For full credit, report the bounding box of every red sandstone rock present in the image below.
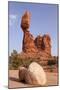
[22,31,38,53]
[21,11,31,31]
[20,11,51,58]
[42,34,51,56]
[34,35,42,51]
[34,34,51,57]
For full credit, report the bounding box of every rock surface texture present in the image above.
[19,62,47,86]
[28,62,47,85]
[21,11,51,57]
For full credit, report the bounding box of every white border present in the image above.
[0,0,60,90]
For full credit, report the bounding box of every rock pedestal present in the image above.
[22,31,38,53]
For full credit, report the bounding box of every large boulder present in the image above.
[19,62,47,86]
[21,11,31,31]
[28,62,47,86]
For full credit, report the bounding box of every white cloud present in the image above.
[9,14,17,26]
[9,15,17,19]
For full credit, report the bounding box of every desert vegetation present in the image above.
[9,50,58,72]
[9,50,33,69]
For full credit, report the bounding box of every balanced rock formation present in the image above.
[21,11,51,57]
[19,62,47,86]
[21,11,38,53]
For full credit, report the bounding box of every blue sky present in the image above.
[8,2,58,56]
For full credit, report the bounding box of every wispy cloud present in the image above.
[9,14,17,26]
[9,15,17,19]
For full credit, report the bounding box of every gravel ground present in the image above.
[8,70,58,89]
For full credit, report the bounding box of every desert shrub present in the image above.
[9,52,33,69]
[11,59,33,69]
[11,59,20,69]
[20,58,33,68]
[9,50,58,69]
[47,59,57,66]
[9,56,20,70]
[9,54,43,70]
[8,64,14,70]
[9,50,19,69]
[49,65,54,72]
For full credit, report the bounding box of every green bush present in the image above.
[9,50,58,70]
[49,65,54,72]
[47,59,57,66]
[9,55,33,69]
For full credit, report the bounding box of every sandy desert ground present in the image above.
[8,70,58,89]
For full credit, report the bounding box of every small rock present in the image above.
[19,66,28,81]
[19,66,37,84]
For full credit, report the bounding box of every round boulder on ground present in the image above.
[28,62,47,86]
[18,62,47,86]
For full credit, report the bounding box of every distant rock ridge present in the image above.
[20,11,51,58]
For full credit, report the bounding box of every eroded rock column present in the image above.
[21,11,38,53]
